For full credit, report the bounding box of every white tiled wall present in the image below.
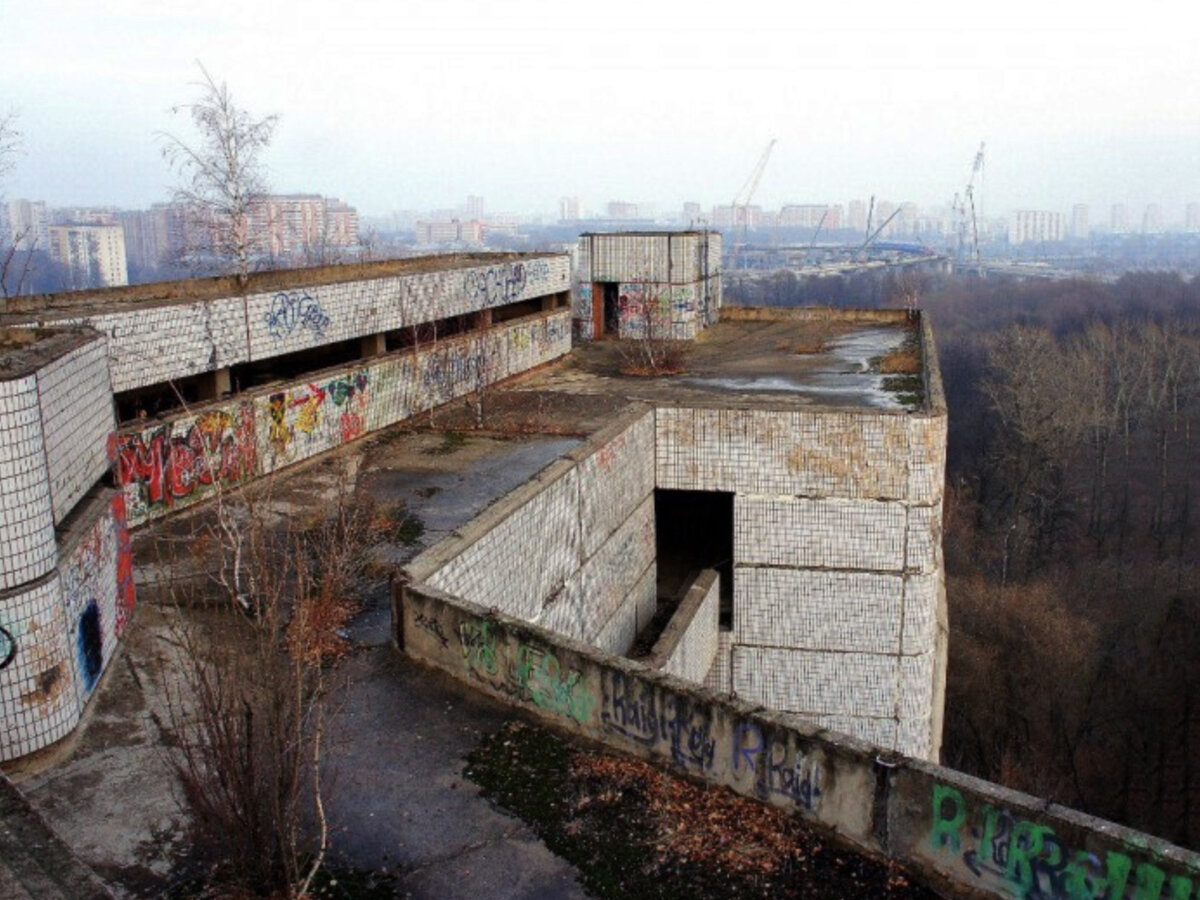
[656,404,945,760]
[0,374,57,591]
[426,410,658,656]
[0,574,78,759]
[37,336,116,523]
[660,573,720,685]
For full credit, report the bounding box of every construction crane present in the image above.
[859,207,902,254]
[953,142,985,268]
[730,139,777,254]
[809,208,829,249]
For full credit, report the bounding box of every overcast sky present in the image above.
[2,0,1197,220]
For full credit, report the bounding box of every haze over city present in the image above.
[2,0,1197,219]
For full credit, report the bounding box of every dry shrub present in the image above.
[617,339,691,376]
[159,481,375,897]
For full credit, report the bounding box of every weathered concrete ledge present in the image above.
[393,580,1200,900]
[644,568,719,682]
[404,402,654,585]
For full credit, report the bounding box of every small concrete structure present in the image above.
[574,231,721,340]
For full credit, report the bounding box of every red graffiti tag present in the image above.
[115,403,258,509]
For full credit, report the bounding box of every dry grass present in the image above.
[878,346,922,374]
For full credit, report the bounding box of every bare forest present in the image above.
[731,269,1200,850]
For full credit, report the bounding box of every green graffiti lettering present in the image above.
[1167,875,1194,900]
[1105,852,1133,899]
[1005,821,1050,896]
[1131,863,1166,900]
[930,784,967,854]
[459,619,498,677]
[1062,851,1107,900]
[512,643,596,725]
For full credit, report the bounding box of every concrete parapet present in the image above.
[394,581,1200,900]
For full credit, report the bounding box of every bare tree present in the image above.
[615,282,691,376]
[160,63,278,284]
[0,111,36,299]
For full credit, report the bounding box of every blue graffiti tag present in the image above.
[265,291,332,340]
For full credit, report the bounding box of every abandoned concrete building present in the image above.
[2,234,1198,898]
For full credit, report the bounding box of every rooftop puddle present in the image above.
[682,326,915,410]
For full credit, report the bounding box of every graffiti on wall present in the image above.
[114,313,569,526]
[930,783,1196,900]
[731,721,823,811]
[265,290,332,341]
[76,601,103,694]
[465,262,529,307]
[0,624,14,670]
[458,618,597,724]
[616,284,696,339]
[265,371,370,462]
[115,402,258,520]
[601,669,716,770]
[111,494,135,635]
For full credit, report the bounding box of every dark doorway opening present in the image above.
[654,488,734,626]
[602,282,620,336]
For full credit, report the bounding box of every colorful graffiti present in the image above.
[111,494,135,636]
[264,290,331,341]
[76,601,103,694]
[458,618,596,725]
[930,783,1196,900]
[265,370,370,462]
[114,402,257,518]
[113,313,568,526]
[512,643,596,724]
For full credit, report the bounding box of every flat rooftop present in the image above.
[0,251,564,320]
[424,309,932,439]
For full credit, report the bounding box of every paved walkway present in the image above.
[8,432,589,898]
[0,773,114,899]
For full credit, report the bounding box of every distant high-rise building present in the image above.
[52,206,117,226]
[875,201,898,236]
[1071,204,1089,239]
[1185,202,1200,232]
[3,199,50,251]
[465,195,485,219]
[117,205,176,273]
[847,200,867,234]
[559,196,580,221]
[1142,203,1163,234]
[778,204,831,228]
[1111,203,1130,233]
[48,223,128,288]
[246,194,360,259]
[680,202,702,225]
[413,219,488,245]
[1011,210,1066,245]
[606,201,639,220]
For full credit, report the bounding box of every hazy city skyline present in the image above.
[3,1,1197,219]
